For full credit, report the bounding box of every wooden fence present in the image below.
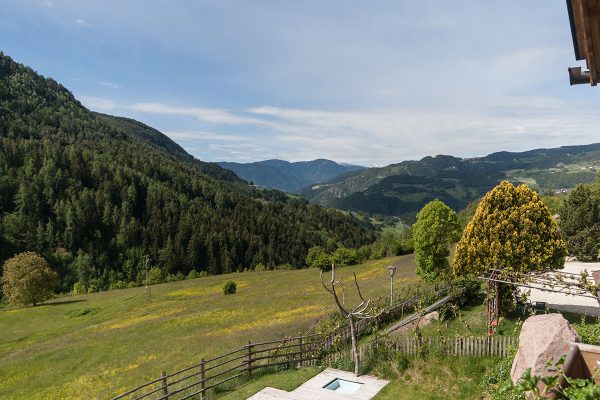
[323,335,516,365]
[112,333,516,400]
[111,334,325,400]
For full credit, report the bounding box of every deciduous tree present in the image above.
[1,252,58,306]
[413,199,460,283]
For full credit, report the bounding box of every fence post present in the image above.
[160,371,169,400]
[199,358,205,400]
[297,337,303,368]
[245,341,253,376]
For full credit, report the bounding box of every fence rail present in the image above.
[113,333,516,400]
[111,334,326,400]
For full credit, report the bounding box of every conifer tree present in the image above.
[453,180,566,277]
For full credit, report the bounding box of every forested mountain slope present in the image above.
[218,158,365,193]
[303,146,600,221]
[0,52,374,292]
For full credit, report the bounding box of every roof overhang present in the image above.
[567,0,600,86]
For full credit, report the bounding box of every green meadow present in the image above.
[0,255,416,399]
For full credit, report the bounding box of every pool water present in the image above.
[323,378,363,394]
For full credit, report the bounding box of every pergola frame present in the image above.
[479,268,600,335]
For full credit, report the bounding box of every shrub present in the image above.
[275,263,294,270]
[165,272,185,283]
[146,267,164,285]
[198,271,209,278]
[450,278,483,307]
[223,281,237,295]
[86,284,98,294]
[72,282,87,294]
[396,355,410,373]
[187,270,201,279]
[109,280,128,290]
[254,263,268,271]
[331,246,359,267]
[305,246,332,270]
[576,323,600,345]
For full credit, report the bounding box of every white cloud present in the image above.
[75,18,91,27]
[130,102,268,126]
[72,94,600,165]
[77,96,116,111]
[101,81,122,89]
[164,131,250,142]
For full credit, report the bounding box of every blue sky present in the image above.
[2,0,599,166]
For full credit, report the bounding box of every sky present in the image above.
[1,0,599,166]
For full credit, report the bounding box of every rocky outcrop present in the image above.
[511,313,581,383]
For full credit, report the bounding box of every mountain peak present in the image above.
[218,158,366,193]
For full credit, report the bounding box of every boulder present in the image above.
[419,311,439,326]
[511,313,581,383]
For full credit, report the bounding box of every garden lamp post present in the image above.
[387,265,397,307]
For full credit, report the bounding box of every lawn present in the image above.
[416,303,522,338]
[0,255,417,399]
[213,357,499,400]
[216,367,324,399]
[372,357,499,400]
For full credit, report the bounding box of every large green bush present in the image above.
[331,246,358,267]
[305,246,332,270]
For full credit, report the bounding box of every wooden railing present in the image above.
[111,334,325,400]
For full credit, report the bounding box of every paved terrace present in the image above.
[526,261,600,316]
[247,368,388,400]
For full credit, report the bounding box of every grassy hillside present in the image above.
[304,146,600,221]
[0,255,416,399]
[0,52,374,293]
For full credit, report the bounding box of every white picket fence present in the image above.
[323,335,517,365]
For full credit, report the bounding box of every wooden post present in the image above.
[297,337,303,368]
[160,371,169,400]
[592,271,600,315]
[199,358,205,400]
[245,341,253,376]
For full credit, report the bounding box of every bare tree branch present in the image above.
[353,272,366,302]
[321,265,349,316]
[320,263,384,376]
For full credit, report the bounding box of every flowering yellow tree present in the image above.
[453,180,566,277]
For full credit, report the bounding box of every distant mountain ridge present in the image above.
[302,144,600,221]
[218,158,365,193]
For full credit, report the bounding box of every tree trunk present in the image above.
[349,316,360,376]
